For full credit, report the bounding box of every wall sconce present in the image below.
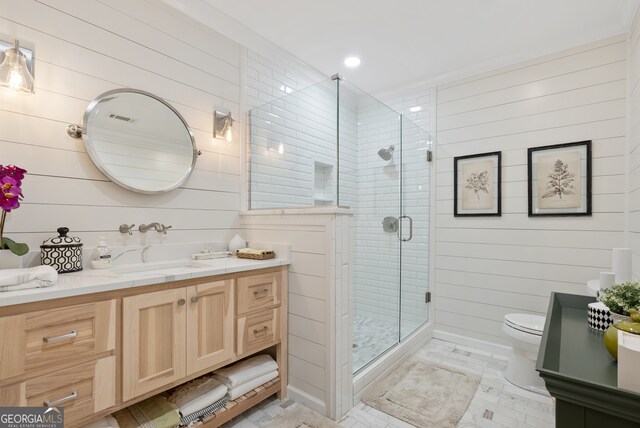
[214,111,234,142]
[0,40,35,94]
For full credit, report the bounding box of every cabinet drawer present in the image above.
[236,272,281,315]
[0,300,116,381]
[0,356,116,426]
[237,308,281,356]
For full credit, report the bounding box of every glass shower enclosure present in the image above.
[249,76,431,373]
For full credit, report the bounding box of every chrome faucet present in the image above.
[119,224,135,235]
[138,223,159,233]
[138,223,172,234]
[157,224,172,234]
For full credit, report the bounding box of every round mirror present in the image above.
[82,89,198,194]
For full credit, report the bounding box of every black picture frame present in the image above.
[527,140,592,217]
[453,151,502,217]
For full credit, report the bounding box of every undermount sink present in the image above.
[112,260,210,276]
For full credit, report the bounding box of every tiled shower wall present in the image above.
[249,81,338,208]
[248,71,358,209]
[352,98,401,327]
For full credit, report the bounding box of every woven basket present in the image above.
[236,250,275,260]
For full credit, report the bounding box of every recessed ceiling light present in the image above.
[344,56,361,68]
[409,106,422,113]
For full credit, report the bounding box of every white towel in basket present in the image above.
[213,354,278,389]
[226,370,278,400]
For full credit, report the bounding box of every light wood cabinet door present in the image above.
[122,289,187,401]
[186,280,235,374]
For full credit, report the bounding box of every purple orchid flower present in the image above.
[0,165,27,186]
[0,164,28,255]
[0,176,22,212]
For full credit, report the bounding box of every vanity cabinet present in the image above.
[0,300,117,425]
[0,265,287,427]
[122,279,234,401]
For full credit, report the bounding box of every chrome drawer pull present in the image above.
[253,326,268,335]
[44,390,78,407]
[253,289,269,298]
[43,330,77,344]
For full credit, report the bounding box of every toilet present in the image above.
[502,313,548,395]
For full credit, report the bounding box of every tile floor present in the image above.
[223,338,555,428]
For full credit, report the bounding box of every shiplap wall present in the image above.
[241,212,354,419]
[0,0,243,249]
[629,9,640,278]
[435,35,627,345]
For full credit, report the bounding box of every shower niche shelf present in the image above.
[313,161,334,205]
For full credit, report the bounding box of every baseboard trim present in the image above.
[433,329,511,356]
[286,385,326,416]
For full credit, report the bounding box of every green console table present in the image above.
[537,292,640,427]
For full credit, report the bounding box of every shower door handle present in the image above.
[398,215,413,242]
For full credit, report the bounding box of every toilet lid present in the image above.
[504,314,545,336]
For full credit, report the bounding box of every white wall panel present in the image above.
[629,7,640,279]
[0,0,243,249]
[435,35,627,345]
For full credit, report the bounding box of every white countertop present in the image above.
[0,256,289,308]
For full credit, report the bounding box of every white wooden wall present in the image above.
[241,211,354,420]
[0,0,243,249]
[435,35,627,345]
[629,9,640,279]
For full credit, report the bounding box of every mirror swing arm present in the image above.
[66,88,202,194]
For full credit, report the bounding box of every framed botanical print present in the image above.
[454,151,501,217]
[527,140,591,216]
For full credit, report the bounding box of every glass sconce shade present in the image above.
[214,111,234,142]
[0,41,34,94]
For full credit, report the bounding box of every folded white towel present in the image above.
[167,376,227,417]
[213,355,278,388]
[226,370,278,400]
[85,415,120,428]
[0,265,58,292]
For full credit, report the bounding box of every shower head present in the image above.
[378,145,395,161]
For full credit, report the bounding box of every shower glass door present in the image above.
[400,117,431,339]
[342,81,402,373]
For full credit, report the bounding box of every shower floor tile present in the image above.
[352,314,399,373]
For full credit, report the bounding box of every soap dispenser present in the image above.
[91,237,112,269]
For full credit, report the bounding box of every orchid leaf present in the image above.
[1,237,29,256]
